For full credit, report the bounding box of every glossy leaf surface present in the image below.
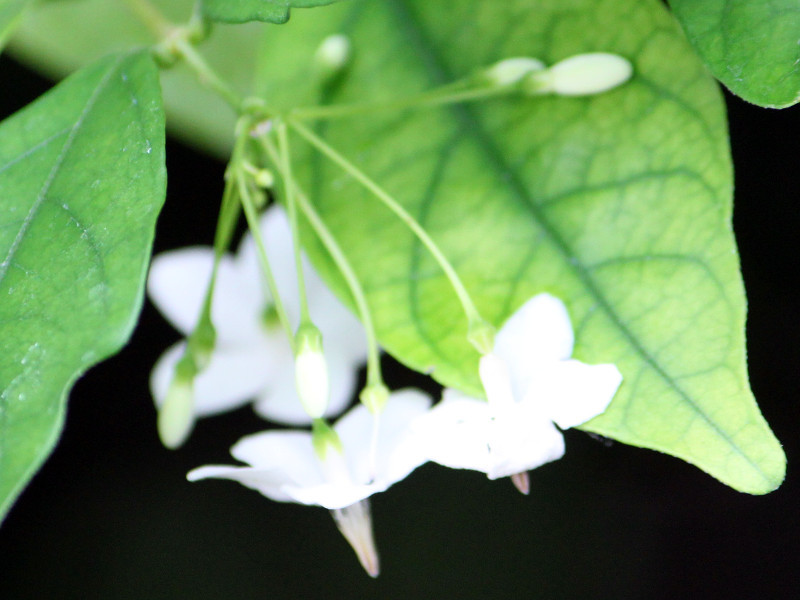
[0,51,166,520]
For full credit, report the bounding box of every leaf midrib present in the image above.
[0,54,125,483]
[0,55,124,288]
[385,0,770,484]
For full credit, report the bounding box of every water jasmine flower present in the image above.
[187,389,432,576]
[414,293,622,490]
[148,205,367,425]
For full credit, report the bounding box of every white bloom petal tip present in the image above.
[315,34,351,76]
[485,57,546,87]
[158,375,195,450]
[527,52,632,97]
[295,326,330,419]
[510,472,530,495]
[332,500,380,578]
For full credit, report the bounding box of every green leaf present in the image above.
[0,0,31,52]
[0,51,166,521]
[668,0,800,108]
[202,0,342,24]
[8,0,257,157]
[254,0,784,493]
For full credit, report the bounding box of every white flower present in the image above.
[415,293,622,481]
[187,389,432,576]
[148,205,367,424]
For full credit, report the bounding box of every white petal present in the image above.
[148,248,265,345]
[493,293,574,395]
[528,360,622,429]
[187,464,295,503]
[412,390,494,473]
[287,481,379,509]
[479,353,515,410]
[237,206,301,325]
[336,389,432,485]
[486,403,565,479]
[147,248,216,336]
[150,342,270,417]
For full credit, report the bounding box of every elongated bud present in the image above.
[158,355,196,449]
[360,383,390,414]
[315,34,351,81]
[484,57,545,87]
[525,52,632,96]
[295,324,330,419]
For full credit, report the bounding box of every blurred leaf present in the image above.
[254,0,784,493]
[8,0,257,156]
[668,0,800,108]
[202,0,342,24]
[0,51,166,521]
[0,0,31,52]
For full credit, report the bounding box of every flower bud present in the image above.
[158,364,195,450]
[525,52,632,97]
[314,34,351,80]
[484,57,545,87]
[295,324,330,419]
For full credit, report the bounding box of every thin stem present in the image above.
[288,119,484,328]
[258,134,385,388]
[236,175,296,351]
[171,36,243,112]
[290,82,512,122]
[278,123,310,324]
[123,0,171,39]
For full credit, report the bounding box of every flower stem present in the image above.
[231,130,296,349]
[123,0,171,38]
[287,119,490,343]
[171,36,244,112]
[257,133,385,389]
[290,80,512,122]
[277,122,311,325]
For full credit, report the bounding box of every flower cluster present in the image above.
[149,205,623,576]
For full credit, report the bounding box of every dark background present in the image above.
[0,52,798,599]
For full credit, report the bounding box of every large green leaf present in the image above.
[0,51,166,521]
[252,0,784,493]
[8,0,258,157]
[668,0,800,108]
[0,0,31,52]
[202,0,342,24]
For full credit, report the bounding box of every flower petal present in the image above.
[336,389,432,485]
[150,342,269,417]
[187,464,296,503]
[148,248,264,345]
[147,248,215,337]
[528,360,623,430]
[237,206,301,327]
[493,293,574,395]
[413,390,494,473]
[486,401,565,479]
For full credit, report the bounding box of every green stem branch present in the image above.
[258,134,385,388]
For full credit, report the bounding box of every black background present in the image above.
[1,51,798,599]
